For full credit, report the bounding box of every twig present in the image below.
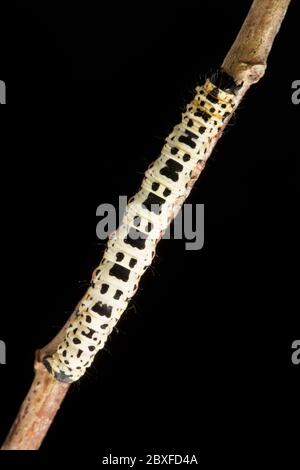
[1,0,291,451]
[222,0,291,86]
[1,361,69,450]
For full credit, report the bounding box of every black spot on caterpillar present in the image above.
[91,302,113,317]
[142,192,165,214]
[124,228,147,249]
[109,263,130,282]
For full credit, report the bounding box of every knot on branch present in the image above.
[237,61,266,85]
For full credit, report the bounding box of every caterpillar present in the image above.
[43,72,239,383]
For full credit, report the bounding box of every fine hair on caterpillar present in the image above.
[43,70,238,383]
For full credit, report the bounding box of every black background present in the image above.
[0,0,299,467]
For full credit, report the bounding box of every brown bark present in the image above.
[1,0,291,451]
[1,360,69,450]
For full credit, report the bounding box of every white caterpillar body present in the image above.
[44,76,237,382]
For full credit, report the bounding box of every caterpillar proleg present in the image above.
[43,72,239,383]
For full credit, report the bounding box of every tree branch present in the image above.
[1,0,291,451]
[222,0,291,87]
